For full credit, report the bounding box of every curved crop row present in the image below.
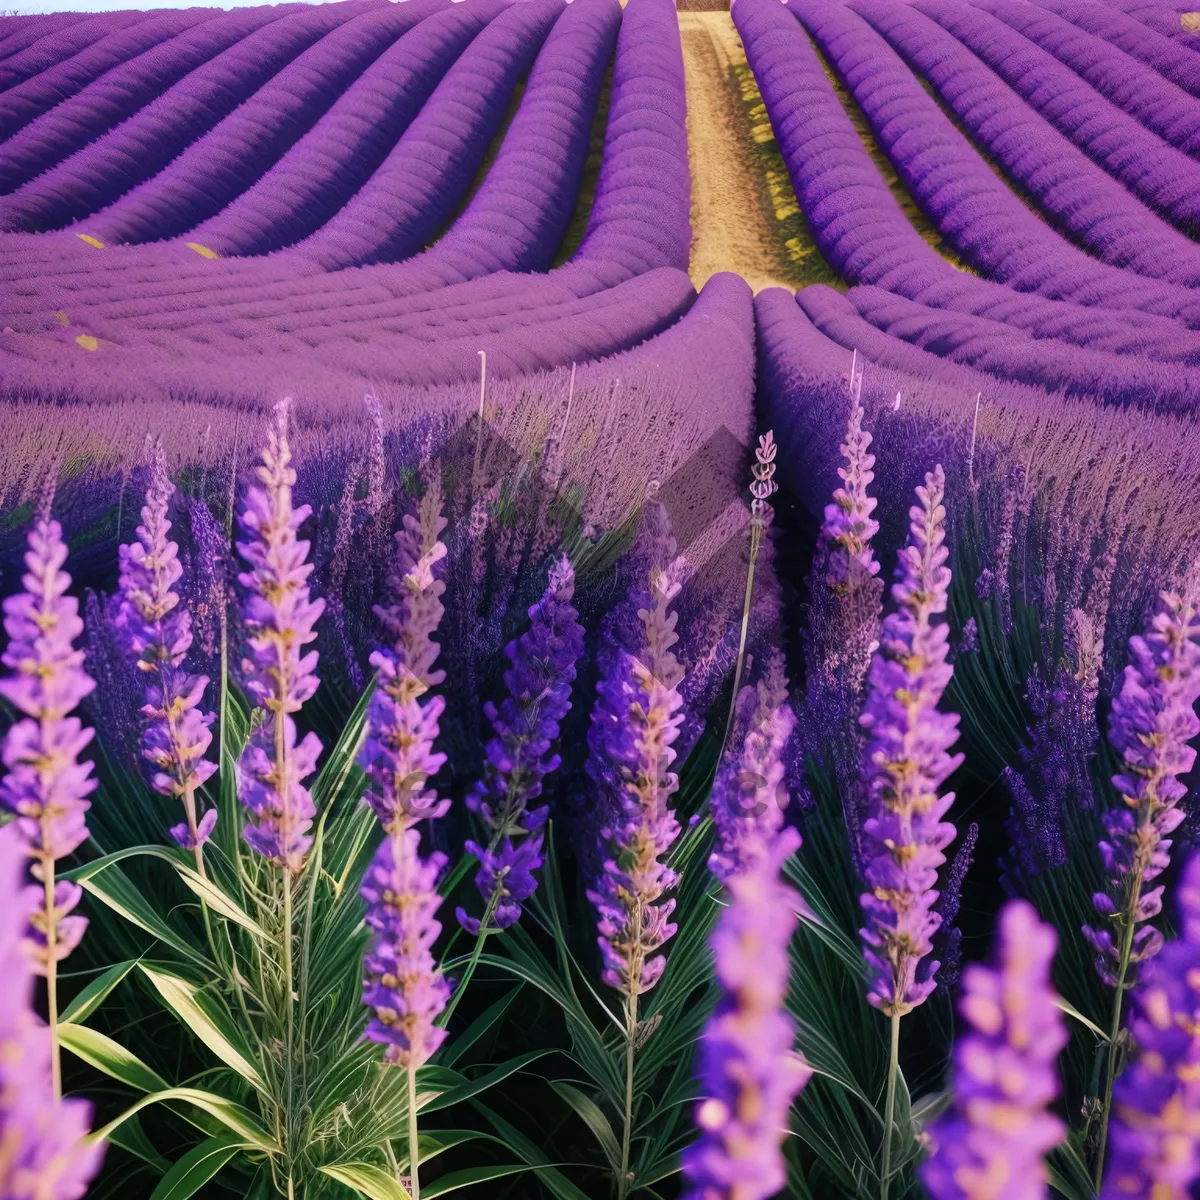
[1108,0,1200,45]
[0,6,295,194]
[572,0,690,274]
[914,0,1200,231]
[0,9,218,135]
[73,0,453,247]
[0,4,365,233]
[974,0,1200,155]
[294,0,571,271]
[845,283,1200,415]
[183,1,507,258]
[0,10,148,85]
[1031,0,1200,96]
[733,0,1200,356]
[851,0,1200,285]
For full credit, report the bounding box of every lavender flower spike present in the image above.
[860,465,962,1017]
[116,442,217,859]
[0,512,96,973]
[458,556,584,934]
[1102,850,1200,1199]
[587,554,687,1001]
[682,827,811,1200]
[825,399,881,593]
[235,399,325,872]
[360,829,451,1070]
[710,650,795,882]
[0,827,104,1199]
[921,900,1067,1200]
[1084,581,1200,988]
[360,478,449,837]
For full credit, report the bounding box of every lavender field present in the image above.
[3,0,1200,1196]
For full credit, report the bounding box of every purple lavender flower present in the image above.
[115,443,217,858]
[710,650,795,882]
[234,399,325,872]
[1083,581,1200,988]
[824,399,881,594]
[959,617,977,654]
[360,479,449,836]
[1101,850,1200,1199]
[933,822,978,990]
[458,556,584,933]
[682,826,811,1200]
[0,827,104,1199]
[859,466,962,1017]
[0,513,96,973]
[587,552,686,1001]
[360,829,451,1070]
[921,900,1067,1199]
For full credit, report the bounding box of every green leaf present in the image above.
[149,1133,252,1200]
[419,1050,552,1115]
[470,1102,592,1200]
[69,854,208,968]
[107,1116,171,1174]
[139,964,266,1093]
[438,986,522,1069]
[58,1023,168,1094]
[317,1163,411,1200]
[549,1081,622,1172]
[89,1087,277,1152]
[423,1165,542,1197]
[60,959,139,1025]
[1053,996,1109,1042]
[909,1090,952,1132]
[172,863,266,939]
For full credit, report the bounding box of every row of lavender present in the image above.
[735,0,1200,416]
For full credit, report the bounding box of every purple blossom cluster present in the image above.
[1102,851,1200,1198]
[360,478,450,837]
[1084,581,1200,987]
[459,556,584,934]
[681,826,810,1200]
[921,900,1067,1199]
[0,826,104,1199]
[359,827,451,1071]
[859,466,962,1017]
[587,547,686,1001]
[234,399,325,873]
[0,510,96,971]
[115,443,217,857]
[710,651,795,882]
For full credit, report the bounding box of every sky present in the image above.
[4,0,328,15]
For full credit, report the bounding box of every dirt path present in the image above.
[679,12,822,294]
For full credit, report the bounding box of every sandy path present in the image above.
[679,12,809,294]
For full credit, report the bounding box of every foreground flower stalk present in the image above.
[0,825,104,1198]
[0,509,97,1102]
[858,466,961,1199]
[1084,580,1200,1186]
[234,398,325,1193]
[920,900,1067,1200]
[1101,849,1200,1199]
[116,443,217,874]
[587,547,686,1200]
[681,826,811,1200]
[447,556,584,1021]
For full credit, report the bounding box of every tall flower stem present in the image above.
[42,853,61,1101]
[619,989,639,1200]
[439,888,500,1030]
[880,1012,901,1200]
[408,1064,421,1200]
[1094,877,1142,1190]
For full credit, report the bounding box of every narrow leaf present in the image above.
[107,1116,170,1174]
[89,1087,277,1152]
[550,1081,622,1172]
[139,965,266,1093]
[317,1163,411,1200]
[438,987,523,1069]
[424,1164,542,1197]
[60,960,139,1025]
[1053,996,1109,1042]
[172,864,266,938]
[419,1050,551,1115]
[58,1023,168,1094]
[149,1133,252,1200]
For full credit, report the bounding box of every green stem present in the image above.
[408,1064,421,1200]
[618,992,638,1200]
[880,1011,901,1200]
[1093,873,1142,1190]
[43,851,61,1101]
[438,889,500,1031]
[717,519,763,769]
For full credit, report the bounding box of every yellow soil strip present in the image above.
[680,12,837,293]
